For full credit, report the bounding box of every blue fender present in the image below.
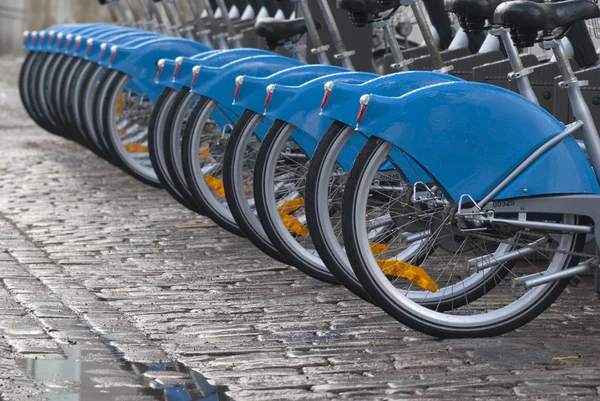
[232,65,348,115]
[86,31,157,63]
[71,27,148,58]
[265,72,376,136]
[189,55,302,132]
[60,26,127,56]
[109,37,210,78]
[191,55,302,106]
[168,49,272,90]
[107,38,211,103]
[154,52,219,89]
[25,24,92,51]
[259,72,375,159]
[321,71,462,128]
[358,81,600,203]
[50,25,120,54]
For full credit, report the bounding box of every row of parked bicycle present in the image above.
[18,0,600,338]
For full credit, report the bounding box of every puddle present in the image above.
[17,326,229,401]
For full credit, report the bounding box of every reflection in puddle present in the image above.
[17,331,229,401]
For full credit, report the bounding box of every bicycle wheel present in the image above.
[63,59,106,159]
[52,56,85,143]
[162,88,205,211]
[96,70,162,187]
[181,97,244,237]
[19,52,52,132]
[30,53,61,135]
[253,120,338,284]
[75,63,114,161]
[222,110,290,264]
[304,121,373,302]
[343,136,586,338]
[42,53,70,136]
[148,87,199,211]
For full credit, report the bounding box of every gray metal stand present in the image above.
[306,0,372,71]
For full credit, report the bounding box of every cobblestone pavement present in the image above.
[1,56,600,400]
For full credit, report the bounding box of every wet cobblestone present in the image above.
[1,56,600,400]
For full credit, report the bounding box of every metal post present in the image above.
[125,0,143,28]
[410,1,445,71]
[159,1,183,36]
[105,2,121,24]
[550,40,600,186]
[376,19,411,71]
[148,1,169,34]
[492,29,538,105]
[136,0,155,31]
[215,0,244,47]
[297,0,330,65]
[315,0,354,70]
[186,0,214,47]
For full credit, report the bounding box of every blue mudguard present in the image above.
[357,81,600,203]
[259,72,375,160]
[233,65,348,115]
[191,55,303,106]
[106,38,212,103]
[109,37,211,80]
[166,49,272,90]
[61,27,146,57]
[190,55,303,132]
[228,65,348,141]
[71,28,155,59]
[321,71,462,128]
[48,25,132,54]
[86,31,158,63]
[264,72,376,145]
[25,24,94,51]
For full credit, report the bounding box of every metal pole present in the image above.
[377,20,411,71]
[493,29,538,105]
[186,0,214,46]
[203,0,229,49]
[136,0,155,31]
[148,1,169,34]
[410,1,445,71]
[297,0,330,65]
[315,0,354,70]
[550,40,600,185]
[125,0,143,28]
[215,0,244,47]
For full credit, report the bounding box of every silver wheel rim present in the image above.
[186,99,236,224]
[259,123,328,273]
[352,140,575,327]
[106,74,159,183]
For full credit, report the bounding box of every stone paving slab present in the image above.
[1,56,600,400]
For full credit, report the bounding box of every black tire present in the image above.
[148,87,201,211]
[42,53,70,137]
[304,121,373,302]
[181,97,246,237]
[253,120,338,284]
[75,63,114,162]
[18,52,52,131]
[343,137,586,338]
[63,59,107,159]
[29,53,61,135]
[222,110,290,264]
[96,70,162,188]
[162,88,205,211]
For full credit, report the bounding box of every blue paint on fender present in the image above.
[357,81,600,202]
